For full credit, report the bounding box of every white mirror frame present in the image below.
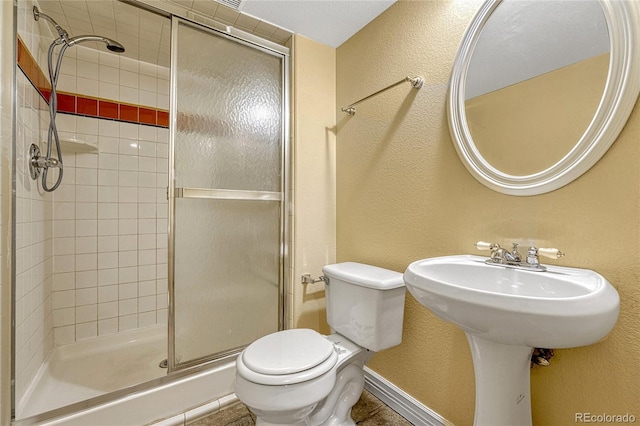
[448,0,640,196]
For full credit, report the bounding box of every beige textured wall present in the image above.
[336,1,640,425]
[291,35,335,333]
[467,53,609,175]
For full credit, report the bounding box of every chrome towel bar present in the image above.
[341,75,424,116]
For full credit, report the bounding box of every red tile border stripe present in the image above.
[17,36,169,128]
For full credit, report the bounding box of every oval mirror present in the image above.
[448,0,640,196]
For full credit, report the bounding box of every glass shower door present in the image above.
[169,18,287,370]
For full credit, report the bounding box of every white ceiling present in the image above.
[241,0,396,48]
[35,0,396,69]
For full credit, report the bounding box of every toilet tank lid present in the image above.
[322,262,404,290]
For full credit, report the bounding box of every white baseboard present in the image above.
[363,367,453,426]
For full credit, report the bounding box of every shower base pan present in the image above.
[16,325,236,425]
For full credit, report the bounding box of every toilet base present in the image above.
[311,362,366,426]
[242,336,373,426]
[251,358,368,426]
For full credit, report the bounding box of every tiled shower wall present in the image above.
[50,47,170,344]
[15,0,55,405]
[15,0,170,402]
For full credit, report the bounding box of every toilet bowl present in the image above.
[235,262,406,426]
[235,329,370,426]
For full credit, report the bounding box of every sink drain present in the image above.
[159,359,168,368]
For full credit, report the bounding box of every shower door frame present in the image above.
[9,3,291,423]
[167,16,291,372]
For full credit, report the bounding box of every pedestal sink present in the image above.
[404,255,619,426]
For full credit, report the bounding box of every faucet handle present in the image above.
[475,241,498,251]
[538,247,565,259]
[510,243,523,261]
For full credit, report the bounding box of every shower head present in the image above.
[68,35,126,53]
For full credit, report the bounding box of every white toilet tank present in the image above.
[322,262,406,352]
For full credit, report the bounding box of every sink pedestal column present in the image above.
[466,334,534,426]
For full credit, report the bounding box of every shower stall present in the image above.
[10,0,289,423]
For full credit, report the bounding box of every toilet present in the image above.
[235,262,406,426]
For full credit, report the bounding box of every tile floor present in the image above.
[187,390,413,425]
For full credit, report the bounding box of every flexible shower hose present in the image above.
[40,38,67,192]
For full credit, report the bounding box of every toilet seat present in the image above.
[237,329,339,386]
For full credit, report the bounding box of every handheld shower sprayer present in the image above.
[29,6,125,192]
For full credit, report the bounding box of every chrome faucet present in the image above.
[475,241,564,272]
[489,243,522,265]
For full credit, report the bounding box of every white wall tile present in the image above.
[139,280,156,297]
[119,266,138,284]
[76,46,99,63]
[76,287,98,306]
[138,295,156,313]
[98,235,118,252]
[119,86,139,105]
[119,139,138,156]
[53,272,75,291]
[99,120,119,138]
[75,253,97,271]
[99,136,119,154]
[76,321,98,340]
[98,318,119,336]
[99,81,119,99]
[76,270,97,288]
[76,203,98,220]
[53,290,76,309]
[138,311,156,328]
[118,155,138,171]
[55,237,75,256]
[40,46,172,346]
[98,218,118,235]
[98,252,118,270]
[138,219,155,234]
[99,64,119,85]
[98,170,119,187]
[75,169,98,186]
[76,304,97,323]
[119,171,138,187]
[120,69,138,88]
[138,204,156,219]
[76,219,97,237]
[77,116,100,136]
[53,308,75,327]
[119,251,138,268]
[120,122,139,140]
[138,90,157,108]
[98,186,119,203]
[119,314,138,332]
[99,50,119,68]
[76,236,97,254]
[54,326,75,345]
[119,299,137,316]
[98,301,119,320]
[99,153,119,170]
[77,60,99,81]
[77,77,99,97]
[98,285,118,303]
[54,255,75,274]
[98,269,119,287]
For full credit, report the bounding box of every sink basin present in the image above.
[404,255,620,426]
[404,255,619,348]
